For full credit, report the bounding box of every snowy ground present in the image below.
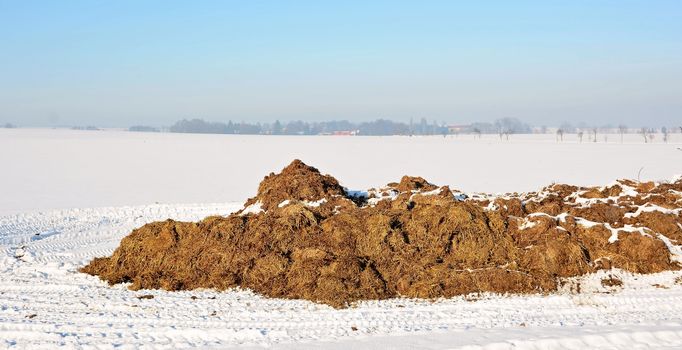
[2,204,682,349]
[2,128,682,349]
[1,128,681,215]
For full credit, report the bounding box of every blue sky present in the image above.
[1,0,680,127]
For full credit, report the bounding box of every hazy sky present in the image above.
[1,0,681,127]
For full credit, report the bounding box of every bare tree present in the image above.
[472,128,481,139]
[559,122,575,134]
[640,127,650,143]
[556,128,564,142]
[618,124,627,143]
[662,127,669,143]
[578,130,584,143]
[592,128,598,143]
[498,128,511,141]
[494,118,529,140]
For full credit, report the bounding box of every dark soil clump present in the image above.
[601,276,623,288]
[81,160,682,307]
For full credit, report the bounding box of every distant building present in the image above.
[332,130,358,136]
[447,125,469,134]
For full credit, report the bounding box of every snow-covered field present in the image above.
[2,128,682,349]
[1,128,680,215]
[3,204,682,349]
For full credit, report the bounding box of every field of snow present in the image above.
[0,204,682,349]
[1,128,680,215]
[2,128,682,349]
[2,204,682,349]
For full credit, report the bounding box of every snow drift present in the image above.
[81,160,682,307]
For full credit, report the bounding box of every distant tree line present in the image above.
[169,118,427,135]
[129,125,160,132]
[71,126,100,131]
[167,117,533,136]
[553,122,682,143]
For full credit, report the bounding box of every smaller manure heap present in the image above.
[82,160,682,307]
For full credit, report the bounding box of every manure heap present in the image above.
[82,160,682,307]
